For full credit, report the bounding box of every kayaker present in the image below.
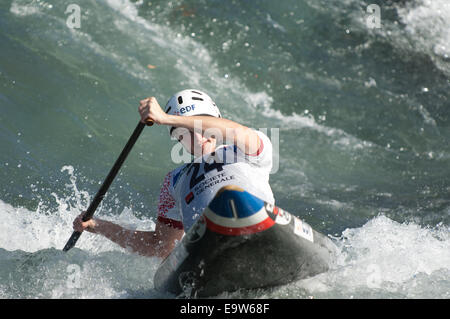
[73,89,274,258]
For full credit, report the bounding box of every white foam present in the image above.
[323,0,450,75]
[10,0,41,16]
[0,166,155,254]
[102,0,259,105]
[297,215,450,298]
[105,0,141,21]
[244,91,373,150]
[48,261,128,299]
[1,167,449,298]
[10,0,152,81]
[362,0,450,76]
[266,14,287,33]
[10,0,368,153]
[417,104,437,127]
[397,0,450,59]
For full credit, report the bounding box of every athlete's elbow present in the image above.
[136,236,175,258]
[128,243,166,258]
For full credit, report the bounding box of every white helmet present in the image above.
[164,89,221,136]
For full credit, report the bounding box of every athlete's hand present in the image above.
[73,213,96,233]
[138,97,167,125]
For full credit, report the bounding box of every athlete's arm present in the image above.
[73,214,184,258]
[138,97,261,155]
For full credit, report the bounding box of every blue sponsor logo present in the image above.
[180,104,195,114]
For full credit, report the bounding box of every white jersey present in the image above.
[157,130,274,231]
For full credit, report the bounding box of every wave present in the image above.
[297,215,450,298]
[0,165,155,254]
[1,165,449,298]
[340,0,450,76]
[222,215,450,298]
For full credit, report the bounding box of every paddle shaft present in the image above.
[63,121,149,252]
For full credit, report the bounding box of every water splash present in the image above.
[290,215,450,298]
[0,165,163,298]
[0,165,155,253]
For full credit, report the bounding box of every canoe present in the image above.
[153,185,337,297]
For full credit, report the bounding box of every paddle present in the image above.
[63,120,152,252]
